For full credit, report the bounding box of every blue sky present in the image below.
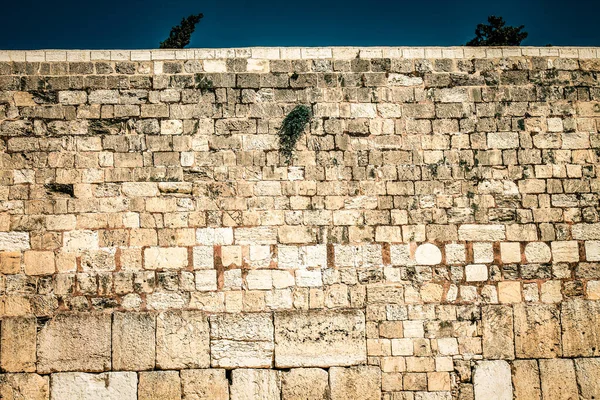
[1,0,599,49]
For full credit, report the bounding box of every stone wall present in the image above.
[0,46,600,399]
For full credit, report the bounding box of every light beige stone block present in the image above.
[539,359,579,400]
[0,317,36,372]
[575,358,600,400]
[281,368,329,400]
[561,299,600,357]
[551,241,579,262]
[156,311,210,369]
[473,360,512,400]
[274,310,366,367]
[112,312,155,370]
[481,305,514,360]
[51,372,137,400]
[230,369,280,400]
[37,313,111,373]
[0,374,49,400]
[512,360,541,400]
[181,369,229,400]
[514,304,560,358]
[138,371,181,400]
[329,366,381,400]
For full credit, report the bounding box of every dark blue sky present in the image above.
[2,0,599,49]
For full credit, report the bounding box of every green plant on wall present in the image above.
[278,105,312,164]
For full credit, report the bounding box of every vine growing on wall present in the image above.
[278,104,312,164]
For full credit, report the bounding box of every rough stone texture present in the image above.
[574,358,600,400]
[473,361,512,400]
[0,317,37,372]
[329,366,381,400]
[1,47,600,398]
[512,360,541,400]
[514,304,561,358]
[138,371,181,400]
[0,373,49,400]
[230,369,280,400]
[50,372,137,400]
[112,312,155,370]
[37,313,111,373]
[156,311,210,369]
[482,305,514,360]
[281,368,329,400]
[181,369,229,400]
[561,300,600,357]
[539,359,579,400]
[274,310,366,367]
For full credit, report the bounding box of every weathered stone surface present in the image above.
[481,305,514,359]
[473,361,512,400]
[138,371,181,400]
[274,310,366,367]
[574,358,600,400]
[0,317,37,372]
[0,373,49,400]
[50,372,137,400]
[112,312,156,370]
[514,304,561,358]
[539,359,579,400]
[329,366,381,400]
[458,225,505,241]
[230,369,280,400]
[512,360,541,400]
[0,232,30,251]
[210,313,274,368]
[156,311,210,369]
[181,369,229,400]
[561,299,600,357]
[281,368,329,400]
[37,313,111,373]
[415,243,442,265]
[524,242,551,263]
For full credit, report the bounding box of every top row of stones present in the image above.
[1,47,599,62]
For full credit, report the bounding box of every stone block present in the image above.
[181,369,229,400]
[210,313,274,368]
[481,305,514,360]
[281,368,329,400]
[329,366,381,400]
[23,251,54,275]
[524,242,551,263]
[144,247,188,269]
[512,360,541,400]
[0,232,30,251]
[0,373,49,400]
[551,241,579,262]
[465,264,488,282]
[138,371,181,400]
[274,310,366,367]
[112,312,156,370]
[156,311,210,369]
[458,225,505,241]
[230,369,280,400]
[473,360,512,400]
[498,281,521,303]
[575,358,600,400]
[561,299,600,357]
[37,313,111,373]
[514,304,560,358]
[415,243,442,265]
[539,359,579,400]
[50,372,137,400]
[0,317,36,372]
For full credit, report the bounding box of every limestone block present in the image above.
[0,232,30,251]
[193,246,214,269]
[512,360,541,400]
[230,369,280,400]
[0,251,21,274]
[0,317,36,372]
[572,223,600,240]
[50,372,137,400]
[539,359,579,400]
[195,270,217,291]
[144,247,188,269]
[514,304,560,358]
[0,374,49,400]
[498,281,521,303]
[138,371,181,400]
[473,361,512,400]
[37,313,111,373]
[23,251,54,275]
[62,230,99,253]
[329,366,381,400]
[550,241,579,262]
[575,358,600,400]
[112,312,156,371]
[281,368,329,400]
[465,264,488,282]
[196,228,234,245]
[473,242,493,263]
[210,313,274,368]
[524,242,551,263]
[561,299,600,357]
[274,310,366,367]
[156,311,210,369]
[181,369,229,400]
[415,243,442,265]
[481,305,514,360]
[234,227,277,245]
[500,242,521,263]
[458,225,505,241]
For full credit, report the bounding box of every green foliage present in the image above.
[160,14,204,49]
[466,15,528,46]
[194,74,213,93]
[278,105,312,164]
